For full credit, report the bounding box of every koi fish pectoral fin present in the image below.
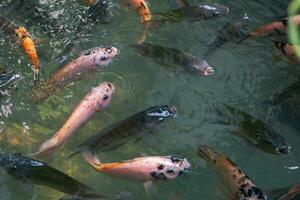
[82,149,102,167]
[143,181,157,193]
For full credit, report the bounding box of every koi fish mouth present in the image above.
[201,66,215,76]
[276,145,291,155]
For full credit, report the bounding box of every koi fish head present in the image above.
[93,82,115,111]
[197,3,229,16]
[145,105,177,123]
[259,127,290,155]
[189,59,215,76]
[151,156,191,180]
[15,26,29,39]
[82,46,118,67]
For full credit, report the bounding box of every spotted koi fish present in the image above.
[273,40,298,64]
[33,46,118,103]
[119,0,152,22]
[30,82,115,160]
[197,145,267,200]
[15,26,40,81]
[82,150,190,192]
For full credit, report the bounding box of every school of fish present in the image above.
[0,0,299,199]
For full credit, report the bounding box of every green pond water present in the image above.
[0,0,297,199]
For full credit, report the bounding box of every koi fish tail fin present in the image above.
[29,138,60,161]
[197,145,220,164]
[139,0,152,22]
[81,149,102,170]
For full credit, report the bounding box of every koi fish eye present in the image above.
[105,47,113,54]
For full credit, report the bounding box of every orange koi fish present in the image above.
[248,15,300,38]
[119,0,152,22]
[82,150,190,192]
[15,26,40,80]
[198,145,267,200]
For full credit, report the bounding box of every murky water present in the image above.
[0,0,297,199]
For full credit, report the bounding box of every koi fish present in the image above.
[30,82,115,160]
[82,151,190,192]
[119,0,152,22]
[132,42,214,76]
[33,46,118,103]
[197,145,267,200]
[15,26,40,80]
[217,105,290,155]
[0,153,107,199]
[69,105,177,156]
[153,2,229,22]
[272,40,298,64]
[204,14,250,56]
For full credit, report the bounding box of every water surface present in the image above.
[0,0,297,199]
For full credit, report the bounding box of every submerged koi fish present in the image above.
[69,105,177,155]
[197,145,267,200]
[119,0,152,22]
[132,42,214,76]
[204,14,250,56]
[217,105,290,155]
[30,82,115,160]
[82,151,190,192]
[33,46,118,103]
[272,40,298,64]
[0,153,107,199]
[15,26,40,80]
[154,2,229,22]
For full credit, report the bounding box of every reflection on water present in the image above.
[0,0,298,199]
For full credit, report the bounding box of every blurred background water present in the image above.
[0,0,297,199]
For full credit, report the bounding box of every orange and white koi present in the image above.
[119,0,152,22]
[15,26,40,80]
[82,150,190,192]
